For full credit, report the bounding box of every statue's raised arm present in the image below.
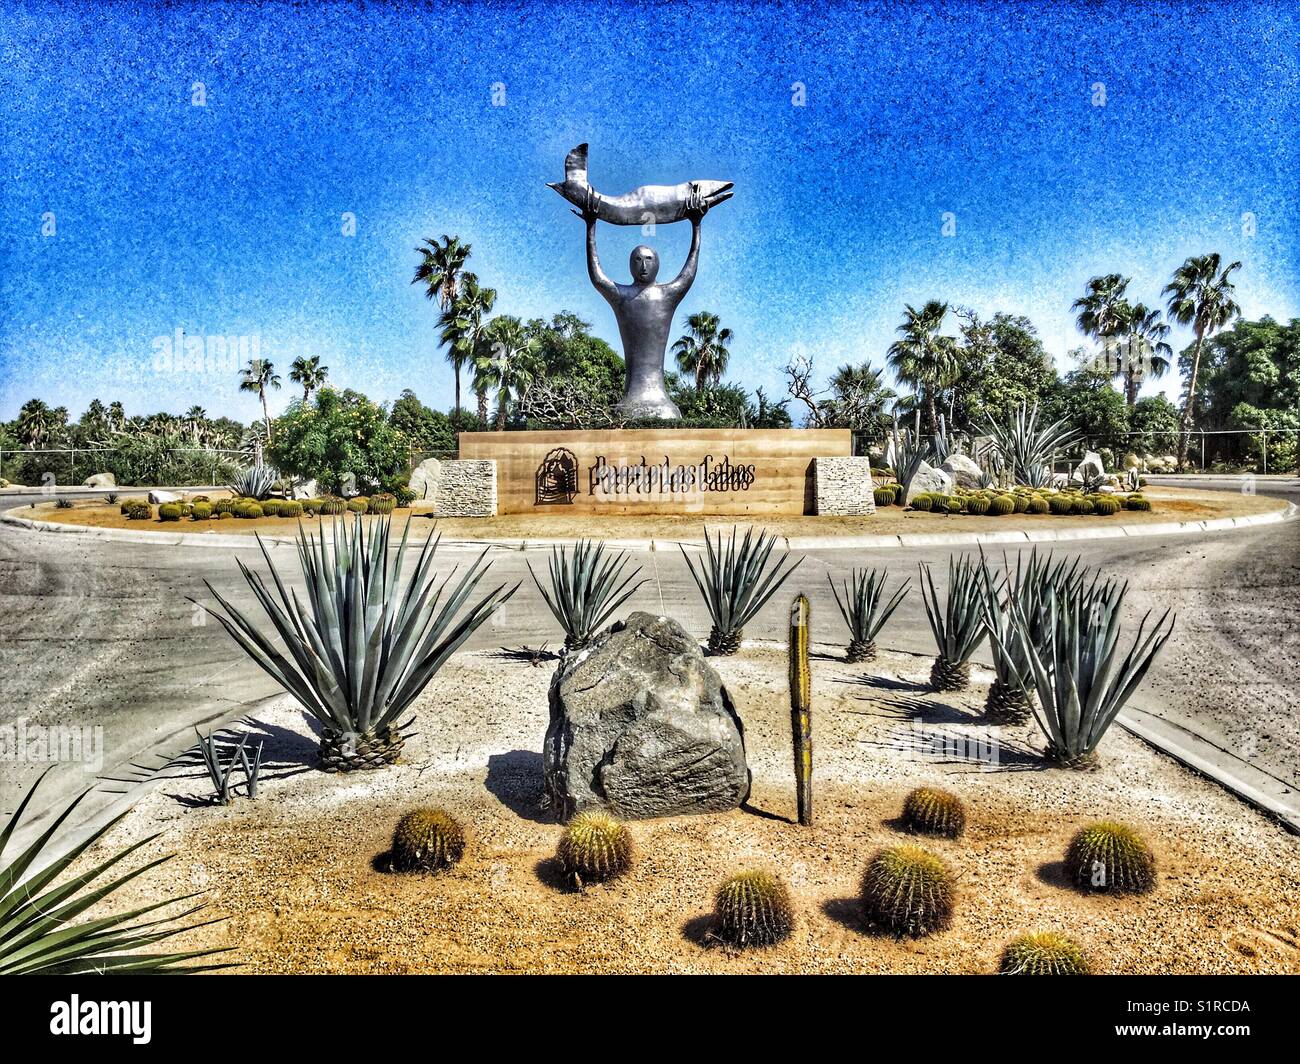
[664,188,707,299]
[579,189,618,303]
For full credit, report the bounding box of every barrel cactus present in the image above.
[158,502,182,522]
[714,870,794,948]
[390,808,466,873]
[1026,495,1049,514]
[873,486,894,506]
[369,492,397,515]
[318,495,347,515]
[280,500,303,518]
[965,495,990,515]
[260,499,281,517]
[990,494,1016,516]
[1048,494,1073,515]
[557,811,633,887]
[861,844,954,937]
[999,931,1090,975]
[900,786,966,839]
[125,500,152,520]
[1065,821,1155,894]
[910,493,933,512]
[191,502,213,520]
[1125,494,1151,511]
[1072,496,1094,515]
[1094,496,1120,516]
[347,497,369,513]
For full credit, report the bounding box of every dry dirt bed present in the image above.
[97,646,1300,974]
[19,484,1285,541]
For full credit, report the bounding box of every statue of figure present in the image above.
[550,144,733,420]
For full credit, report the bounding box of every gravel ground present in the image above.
[92,645,1300,975]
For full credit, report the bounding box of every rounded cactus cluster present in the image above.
[318,496,347,515]
[714,870,794,948]
[1065,821,1155,894]
[873,485,895,506]
[260,499,282,517]
[369,492,397,515]
[390,808,466,873]
[190,501,213,520]
[157,502,182,522]
[1094,496,1120,516]
[861,844,955,937]
[1072,496,1094,515]
[557,811,633,886]
[900,786,966,839]
[1026,495,1049,514]
[965,495,990,515]
[990,494,1016,516]
[1125,494,1151,511]
[1048,494,1074,515]
[124,500,152,520]
[910,493,933,512]
[347,496,369,513]
[214,498,238,515]
[999,931,1090,975]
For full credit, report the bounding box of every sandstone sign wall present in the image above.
[457,428,852,516]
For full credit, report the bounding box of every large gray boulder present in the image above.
[1071,450,1106,485]
[904,461,953,505]
[940,453,984,489]
[147,489,180,504]
[544,612,750,821]
[82,472,116,488]
[408,457,441,501]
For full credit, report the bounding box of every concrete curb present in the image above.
[4,500,1295,554]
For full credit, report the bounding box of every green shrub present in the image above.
[1072,497,1094,515]
[393,485,417,508]
[861,845,954,937]
[390,808,465,873]
[999,931,1090,975]
[318,496,347,516]
[1125,494,1151,511]
[368,492,397,516]
[347,497,369,513]
[910,493,933,512]
[191,502,213,520]
[1026,495,1049,514]
[965,495,990,516]
[556,811,633,887]
[714,870,794,948]
[990,494,1016,516]
[125,501,152,520]
[1065,822,1155,895]
[900,786,966,839]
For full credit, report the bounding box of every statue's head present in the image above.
[629,245,659,285]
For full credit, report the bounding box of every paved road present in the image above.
[2,476,1296,835]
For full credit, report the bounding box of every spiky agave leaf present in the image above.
[890,412,933,497]
[918,555,988,665]
[529,539,646,650]
[680,525,801,652]
[0,770,232,975]
[199,514,517,749]
[994,580,1174,764]
[829,568,910,646]
[227,464,278,500]
[983,402,1080,487]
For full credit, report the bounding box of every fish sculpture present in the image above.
[547,143,734,225]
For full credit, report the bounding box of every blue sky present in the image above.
[1,0,1297,424]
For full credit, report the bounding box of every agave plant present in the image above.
[829,568,911,663]
[993,578,1174,768]
[889,413,933,500]
[194,728,249,805]
[984,402,1080,487]
[202,515,516,772]
[681,526,801,655]
[227,464,278,500]
[919,554,988,691]
[931,413,957,464]
[0,770,230,974]
[529,539,647,651]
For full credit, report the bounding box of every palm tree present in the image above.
[288,355,328,402]
[672,312,734,392]
[439,273,497,420]
[239,358,281,444]
[886,301,959,437]
[1163,253,1242,470]
[413,235,472,411]
[183,405,208,446]
[474,316,538,430]
[1109,302,1172,407]
[1072,273,1131,343]
[107,401,126,433]
[16,399,60,448]
[828,363,897,433]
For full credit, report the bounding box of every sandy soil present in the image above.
[90,644,1300,974]
[18,485,1285,541]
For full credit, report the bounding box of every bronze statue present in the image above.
[550,144,733,420]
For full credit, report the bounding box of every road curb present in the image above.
[4,500,1294,554]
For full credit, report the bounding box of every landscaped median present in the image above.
[6,483,1292,548]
